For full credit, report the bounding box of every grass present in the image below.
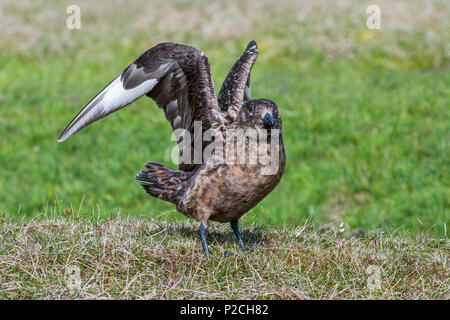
[0,215,448,299]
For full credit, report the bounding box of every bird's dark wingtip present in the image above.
[246,40,258,53]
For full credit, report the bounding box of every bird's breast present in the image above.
[178,148,285,223]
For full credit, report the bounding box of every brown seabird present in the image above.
[58,41,286,256]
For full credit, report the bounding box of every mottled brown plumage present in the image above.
[58,41,286,256]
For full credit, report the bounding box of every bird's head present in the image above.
[238,98,281,130]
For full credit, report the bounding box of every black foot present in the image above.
[230,220,248,251]
[199,222,210,257]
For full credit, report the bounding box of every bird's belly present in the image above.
[179,162,284,223]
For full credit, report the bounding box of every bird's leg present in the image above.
[230,220,248,251]
[198,221,210,257]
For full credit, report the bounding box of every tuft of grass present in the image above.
[0,216,448,299]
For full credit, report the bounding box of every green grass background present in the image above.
[0,0,448,236]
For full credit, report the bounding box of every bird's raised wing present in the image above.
[218,40,258,123]
[58,43,224,171]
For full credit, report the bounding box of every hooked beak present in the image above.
[262,113,275,127]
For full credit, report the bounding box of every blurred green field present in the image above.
[0,0,448,236]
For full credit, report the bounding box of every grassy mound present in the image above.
[1,217,447,299]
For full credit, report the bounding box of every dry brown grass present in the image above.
[0,216,448,299]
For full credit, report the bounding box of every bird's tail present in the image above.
[135,162,190,204]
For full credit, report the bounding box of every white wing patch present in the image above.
[58,75,158,142]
